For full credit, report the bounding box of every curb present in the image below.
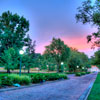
[78,73,97,100]
[0,79,66,93]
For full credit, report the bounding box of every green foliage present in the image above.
[68,48,89,72]
[31,73,46,83]
[75,73,81,76]
[0,78,2,87]
[30,73,67,83]
[59,74,68,79]
[87,73,100,100]
[44,38,70,72]
[86,72,91,74]
[1,74,31,85]
[23,35,36,73]
[76,0,100,48]
[65,72,75,74]
[0,11,30,52]
[0,11,34,72]
[1,75,13,86]
[44,73,59,80]
[91,50,100,68]
[0,48,19,73]
[81,72,86,75]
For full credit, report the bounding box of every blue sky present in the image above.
[0,0,97,57]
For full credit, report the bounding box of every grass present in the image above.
[87,73,100,100]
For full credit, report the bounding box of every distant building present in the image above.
[88,66,100,72]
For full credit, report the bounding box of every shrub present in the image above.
[65,72,74,74]
[31,73,46,83]
[75,73,81,76]
[86,72,91,74]
[0,79,2,87]
[59,74,67,79]
[2,74,31,85]
[81,72,86,75]
[1,76,13,86]
[30,73,67,83]
[44,73,59,81]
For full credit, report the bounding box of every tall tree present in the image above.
[44,38,70,72]
[76,0,100,48]
[0,11,30,53]
[68,48,89,72]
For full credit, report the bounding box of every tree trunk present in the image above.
[28,68,30,73]
[7,68,10,73]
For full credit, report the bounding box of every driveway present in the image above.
[0,73,97,100]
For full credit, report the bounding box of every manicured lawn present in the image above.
[87,73,100,100]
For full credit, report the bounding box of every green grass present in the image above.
[87,73,100,100]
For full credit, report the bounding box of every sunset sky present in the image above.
[0,0,97,57]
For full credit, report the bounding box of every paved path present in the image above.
[0,73,97,100]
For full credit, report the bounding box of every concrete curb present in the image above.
[78,73,97,100]
[0,79,66,93]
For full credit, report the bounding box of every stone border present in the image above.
[78,73,97,100]
[0,79,66,93]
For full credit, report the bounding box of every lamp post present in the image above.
[61,62,64,72]
[19,50,24,76]
[47,65,49,73]
[77,66,79,69]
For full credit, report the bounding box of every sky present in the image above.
[0,0,97,57]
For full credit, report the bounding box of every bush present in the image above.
[75,73,81,76]
[81,72,86,75]
[1,76,13,86]
[30,73,67,83]
[0,79,2,87]
[44,73,59,81]
[86,72,91,74]
[65,72,74,74]
[31,73,46,83]
[2,74,31,85]
[59,74,67,79]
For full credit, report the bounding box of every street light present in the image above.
[82,67,84,69]
[47,65,49,72]
[77,66,79,68]
[19,50,24,76]
[61,62,64,72]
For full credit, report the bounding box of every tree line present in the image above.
[0,11,91,73]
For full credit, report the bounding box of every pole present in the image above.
[19,56,22,76]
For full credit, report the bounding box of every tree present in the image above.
[0,48,19,73]
[0,11,30,53]
[23,35,36,73]
[68,48,89,72]
[91,50,100,68]
[76,0,100,48]
[68,49,83,72]
[44,38,70,72]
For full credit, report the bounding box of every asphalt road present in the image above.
[0,73,97,100]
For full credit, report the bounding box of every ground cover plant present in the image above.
[87,73,100,100]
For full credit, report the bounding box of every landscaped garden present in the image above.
[0,73,67,88]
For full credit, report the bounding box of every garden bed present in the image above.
[0,73,67,89]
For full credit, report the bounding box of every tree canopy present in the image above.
[76,0,100,48]
[0,11,30,53]
[44,38,70,72]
